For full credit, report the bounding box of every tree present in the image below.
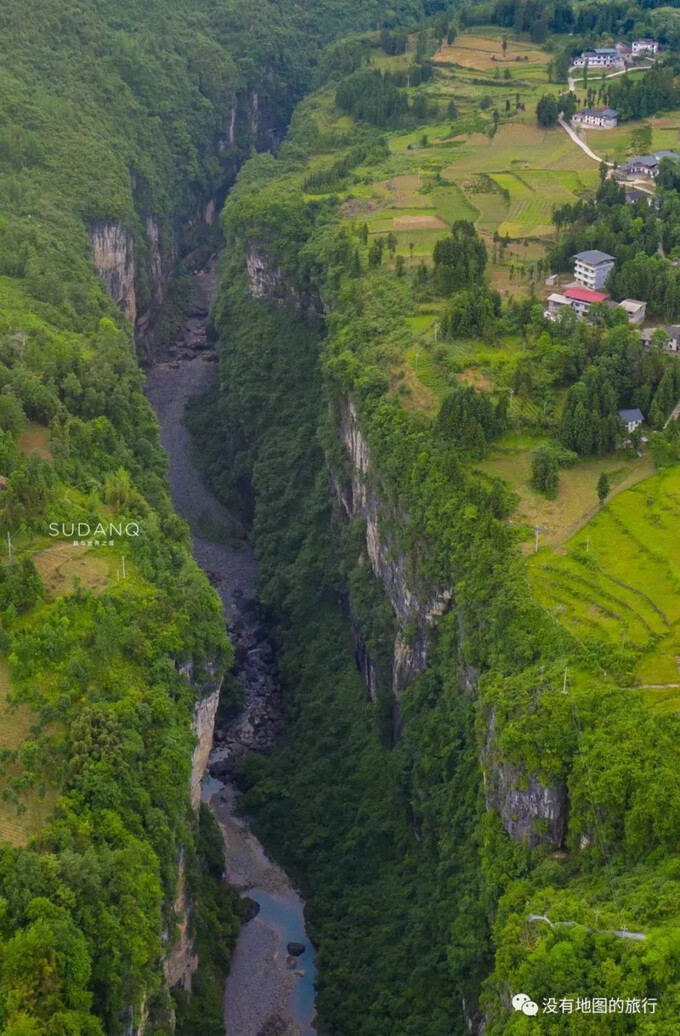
[395,255,405,277]
[502,35,508,57]
[558,91,577,121]
[597,471,610,505]
[536,95,559,127]
[433,220,487,295]
[368,238,384,267]
[531,445,560,497]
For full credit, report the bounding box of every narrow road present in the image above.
[563,64,654,163]
[568,64,652,92]
[558,116,611,165]
[529,914,646,941]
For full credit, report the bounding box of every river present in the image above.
[144,260,317,1036]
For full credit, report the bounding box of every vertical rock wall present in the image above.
[90,221,137,324]
[335,397,451,699]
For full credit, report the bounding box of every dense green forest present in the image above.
[194,21,680,1034]
[0,0,456,1033]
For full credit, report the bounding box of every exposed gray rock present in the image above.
[482,707,568,847]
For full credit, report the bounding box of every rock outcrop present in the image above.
[90,221,136,323]
[335,397,451,700]
[91,87,287,351]
[163,849,199,991]
[482,707,568,847]
[159,660,224,1004]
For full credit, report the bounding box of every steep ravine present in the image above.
[144,262,316,1036]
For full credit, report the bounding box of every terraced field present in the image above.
[490,169,590,237]
[528,466,680,704]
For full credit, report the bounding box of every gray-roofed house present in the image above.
[574,249,616,290]
[640,325,680,352]
[572,49,623,68]
[625,189,658,207]
[618,408,644,432]
[572,107,618,129]
[617,299,647,325]
[627,151,680,178]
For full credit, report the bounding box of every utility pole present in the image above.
[586,537,590,553]
[121,556,126,579]
[562,667,568,695]
[535,527,540,553]
[6,531,12,561]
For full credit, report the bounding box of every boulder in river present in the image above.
[242,897,261,922]
[286,941,305,956]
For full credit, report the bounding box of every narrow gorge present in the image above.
[144,264,316,1035]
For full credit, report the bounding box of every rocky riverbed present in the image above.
[144,259,316,1036]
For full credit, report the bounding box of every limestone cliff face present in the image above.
[482,707,568,848]
[163,848,199,992]
[89,215,177,346]
[335,397,451,699]
[245,244,324,317]
[159,660,223,1006]
[189,679,221,810]
[335,398,569,848]
[242,243,569,850]
[91,87,286,349]
[90,221,137,324]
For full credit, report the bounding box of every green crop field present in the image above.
[527,466,680,701]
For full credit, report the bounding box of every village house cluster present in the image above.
[545,255,654,438]
[571,38,659,70]
[545,250,680,362]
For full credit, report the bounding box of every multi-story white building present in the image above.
[573,250,616,290]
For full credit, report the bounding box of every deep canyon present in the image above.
[144,264,317,1035]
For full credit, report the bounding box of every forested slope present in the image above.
[199,24,680,1034]
[0,1,447,1033]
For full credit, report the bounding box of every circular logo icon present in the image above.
[523,1000,539,1016]
[512,994,531,1011]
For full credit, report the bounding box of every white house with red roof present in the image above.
[546,286,609,320]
